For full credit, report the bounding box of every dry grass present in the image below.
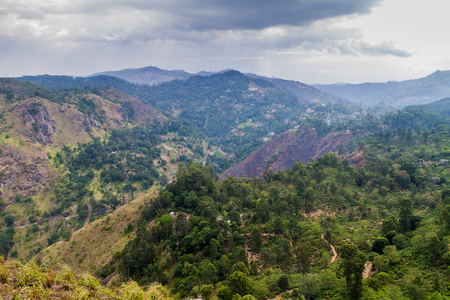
[34,191,158,274]
[0,257,171,299]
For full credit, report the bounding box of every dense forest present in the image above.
[88,114,450,299]
[5,73,450,299]
[81,109,450,300]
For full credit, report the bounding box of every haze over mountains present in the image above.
[315,70,450,108]
[93,66,342,104]
[93,66,450,108]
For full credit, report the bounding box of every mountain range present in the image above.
[315,70,450,108]
[94,65,450,108]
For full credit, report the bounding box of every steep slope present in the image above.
[0,80,165,203]
[314,70,450,107]
[92,66,193,85]
[34,191,155,275]
[0,79,206,262]
[408,96,450,117]
[220,128,355,179]
[247,74,345,103]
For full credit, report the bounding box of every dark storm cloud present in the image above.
[115,0,382,31]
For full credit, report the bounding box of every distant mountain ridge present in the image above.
[92,66,193,85]
[246,73,345,103]
[92,65,346,103]
[314,70,450,108]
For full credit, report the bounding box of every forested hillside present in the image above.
[76,112,450,299]
[17,71,374,173]
[5,71,450,299]
[0,79,209,261]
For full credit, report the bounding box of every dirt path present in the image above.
[203,148,221,166]
[83,203,92,227]
[363,262,374,279]
[275,289,294,300]
[321,233,338,264]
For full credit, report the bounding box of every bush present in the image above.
[278,274,289,291]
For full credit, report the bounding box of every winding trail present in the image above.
[321,233,338,264]
[202,148,221,165]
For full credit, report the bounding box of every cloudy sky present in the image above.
[1,0,449,83]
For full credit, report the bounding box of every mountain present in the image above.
[220,127,356,179]
[314,70,450,108]
[0,79,162,202]
[5,69,450,299]
[16,72,376,174]
[17,74,133,91]
[62,119,450,299]
[93,65,347,104]
[0,78,213,261]
[408,96,450,117]
[92,66,194,85]
[247,74,345,103]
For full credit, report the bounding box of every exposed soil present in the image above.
[321,233,338,264]
[0,144,52,203]
[363,262,375,279]
[220,128,358,179]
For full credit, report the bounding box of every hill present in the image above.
[6,72,450,299]
[15,72,387,175]
[34,191,157,276]
[82,119,450,299]
[92,65,347,104]
[314,70,450,108]
[0,79,212,262]
[408,97,450,117]
[220,127,355,179]
[220,106,449,180]
[92,66,193,85]
[16,71,307,171]
[247,74,345,104]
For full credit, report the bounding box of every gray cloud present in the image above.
[0,0,413,80]
[108,0,382,31]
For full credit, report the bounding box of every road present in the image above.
[203,148,221,165]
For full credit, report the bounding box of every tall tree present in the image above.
[399,198,413,233]
[339,243,367,300]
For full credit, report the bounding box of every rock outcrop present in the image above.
[0,145,52,203]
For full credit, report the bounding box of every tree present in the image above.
[381,216,399,236]
[339,243,367,300]
[296,242,311,274]
[229,271,252,297]
[201,284,214,300]
[251,226,263,251]
[399,198,413,233]
[304,187,315,213]
[371,238,389,254]
[4,215,14,227]
[278,274,289,291]
[217,285,233,300]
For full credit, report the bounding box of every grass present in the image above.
[0,257,171,299]
[34,191,158,274]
